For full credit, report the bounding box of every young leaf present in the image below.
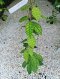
[27,36,36,48]
[32,21,42,35]
[26,21,42,36]
[19,16,28,22]
[23,50,29,62]
[22,61,27,68]
[32,7,42,20]
[31,56,39,72]
[33,52,43,65]
[27,55,39,74]
[25,21,33,37]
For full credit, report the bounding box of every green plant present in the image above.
[46,0,60,24]
[47,10,57,24]
[0,0,8,21]
[19,0,44,74]
[54,0,60,6]
[0,0,4,5]
[0,0,5,12]
[54,0,60,12]
[46,8,60,24]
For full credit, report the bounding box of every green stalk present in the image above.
[28,0,34,20]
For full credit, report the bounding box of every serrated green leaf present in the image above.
[31,56,39,72]
[27,56,38,74]
[32,21,42,35]
[22,61,27,68]
[25,21,33,37]
[25,21,42,36]
[27,55,40,74]
[33,52,43,65]
[20,4,29,11]
[32,7,42,20]
[23,50,29,62]
[19,16,28,22]
[27,36,36,48]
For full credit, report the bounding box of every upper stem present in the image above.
[28,0,33,21]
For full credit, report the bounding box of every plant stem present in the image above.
[28,0,33,21]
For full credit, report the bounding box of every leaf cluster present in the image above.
[22,49,43,74]
[19,2,43,74]
[0,0,5,5]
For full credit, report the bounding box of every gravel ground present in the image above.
[0,0,60,79]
